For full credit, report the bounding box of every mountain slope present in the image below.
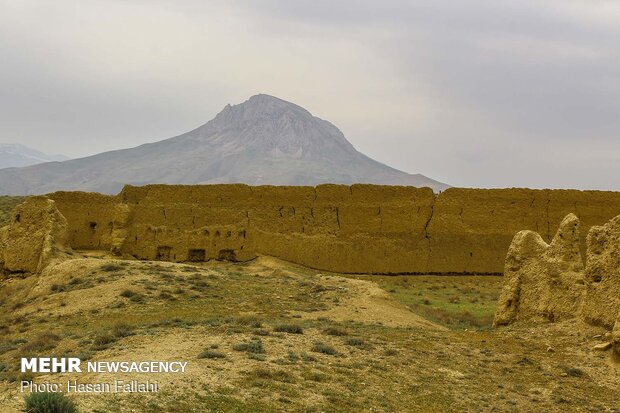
[0,94,449,195]
[0,143,68,169]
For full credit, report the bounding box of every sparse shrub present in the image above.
[197,349,226,359]
[384,348,399,356]
[119,290,137,298]
[128,294,144,303]
[422,297,432,305]
[50,284,65,293]
[449,295,461,304]
[100,263,123,272]
[111,323,134,338]
[233,339,265,354]
[324,327,348,336]
[274,324,304,334]
[287,351,299,362]
[312,342,338,356]
[158,291,175,301]
[91,334,116,351]
[300,352,317,362]
[235,316,263,328]
[344,338,365,347]
[24,391,77,413]
[561,365,584,377]
[22,333,60,353]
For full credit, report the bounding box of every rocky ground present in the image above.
[0,254,618,412]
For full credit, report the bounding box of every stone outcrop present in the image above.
[494,213,620,356]
[0,197,71,273]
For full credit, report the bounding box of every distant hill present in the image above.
[0,143,68,169]
[0,94,449,195]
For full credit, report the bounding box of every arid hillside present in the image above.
[0,254,618,412]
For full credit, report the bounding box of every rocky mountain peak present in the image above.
[201,94,355,157]
[0,95,449,194]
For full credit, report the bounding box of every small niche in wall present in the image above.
[89,222,97,231]
[217,249,237,262]
[188,249,206,262]
[155,246,172,261]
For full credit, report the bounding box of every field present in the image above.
[0,253,618,413]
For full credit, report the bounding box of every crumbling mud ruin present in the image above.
[2,184,620,277]
[494,212,620,358]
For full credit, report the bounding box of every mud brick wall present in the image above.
[47,185,620,274]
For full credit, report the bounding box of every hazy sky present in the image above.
[1,0,619,190]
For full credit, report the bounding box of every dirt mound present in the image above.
[0,196,71,274]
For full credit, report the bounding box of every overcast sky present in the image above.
[0,0,619,190]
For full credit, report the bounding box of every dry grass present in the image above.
[0,256,617,413]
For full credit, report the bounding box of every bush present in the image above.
[91,334,116,351]
[111,323,134,338]
[100,264,123,272]
[197,349,226,359]
[324,327,348,336]
[119,290,136,298]
[22,333,60,353]
[344,338,365,347]
[24,391,77,413]
[311,342,338,356]
[234,316,263,328]
[274,324,304,334]
[233,339,265,354]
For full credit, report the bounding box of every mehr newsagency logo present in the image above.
[20,357,188,394]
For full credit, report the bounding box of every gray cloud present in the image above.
[0,0,618,189]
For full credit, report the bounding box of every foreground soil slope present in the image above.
[1,255,618,412]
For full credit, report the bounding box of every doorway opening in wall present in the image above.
[217,249,237,261]
[188,249,206,262]
[156,246,172,261]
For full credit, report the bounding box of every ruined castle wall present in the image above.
[45,185,620,274]
[427,188,620,274]
[47,191,119,251]
[249,185,435,273]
